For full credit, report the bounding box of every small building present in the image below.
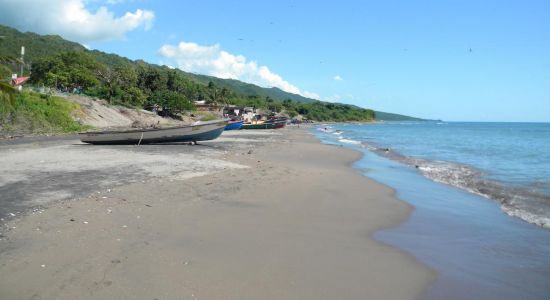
[193,101,224,114]
[241,108,281,123]
[223,105,241,117]
[11,76,30,91]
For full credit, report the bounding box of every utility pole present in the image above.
[20,46,25,77]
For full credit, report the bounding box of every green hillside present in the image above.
[0,25,85,75]
[0,25,312,108]
[373,111,429,121]
[186,74,426,121]
[186,74,317,104]
[0,24,428,122]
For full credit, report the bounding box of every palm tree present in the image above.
[220,87,229,105]
[207,81,218,104]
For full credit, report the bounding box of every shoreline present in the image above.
[316,123,550,299]
[0,127,435,299]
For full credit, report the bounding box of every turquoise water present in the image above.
[319,122,550,227]
[313,122,550,299]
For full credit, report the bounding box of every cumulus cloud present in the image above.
[158,41,319,99]
[324,94,342,102]
[0,0,155,43]
[334,75,343,81]
[303,91,321,99]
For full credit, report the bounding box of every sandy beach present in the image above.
[0,127,434,299]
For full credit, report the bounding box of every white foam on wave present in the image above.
[365,144,377,151]
[503,206,550,229]
[317,126,334,133]
[416,160,483,193]
[412,159,550,229]
[338,138,362,145]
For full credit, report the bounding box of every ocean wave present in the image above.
[414,160,486,195]
[338,138,362,145]
[502,205,550,228]
[316,126,359,144]
[410,159,550,228]
[317,126,335,133]
[316,124,550,228]
[361,144,550,229]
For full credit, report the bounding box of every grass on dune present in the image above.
[1,89,89,135]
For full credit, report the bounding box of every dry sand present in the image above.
[0,128,435,299]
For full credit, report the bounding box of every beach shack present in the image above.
[223,105,242,118]
[238,107,285,123]
[193,101,224,114]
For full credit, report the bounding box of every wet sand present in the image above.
[0,128,434,299]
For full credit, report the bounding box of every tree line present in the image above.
[27,51,374,121]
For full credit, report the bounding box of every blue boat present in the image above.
[224,120,243,130]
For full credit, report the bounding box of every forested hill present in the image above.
[183,74,317,104]
[373,111,432,121]
[0,25,86,63]
[0,24,422,121]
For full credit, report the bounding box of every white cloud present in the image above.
[0,0,155,43]
[303,91,321,99]
[334,75,343,81]
[158,41,319,99]
[324,94,342,102]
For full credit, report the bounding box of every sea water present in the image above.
[313,122,550,299]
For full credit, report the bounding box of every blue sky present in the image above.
[1,0,549,121]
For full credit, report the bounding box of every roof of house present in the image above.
[12,76,30,86]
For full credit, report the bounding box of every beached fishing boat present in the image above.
[241,117,287,130]
[270,117,287,129]
[241,122,277,129]
[79,119,228,144]
[272,122,286,129]
[224,120,243,130]
[267,117,288,129]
